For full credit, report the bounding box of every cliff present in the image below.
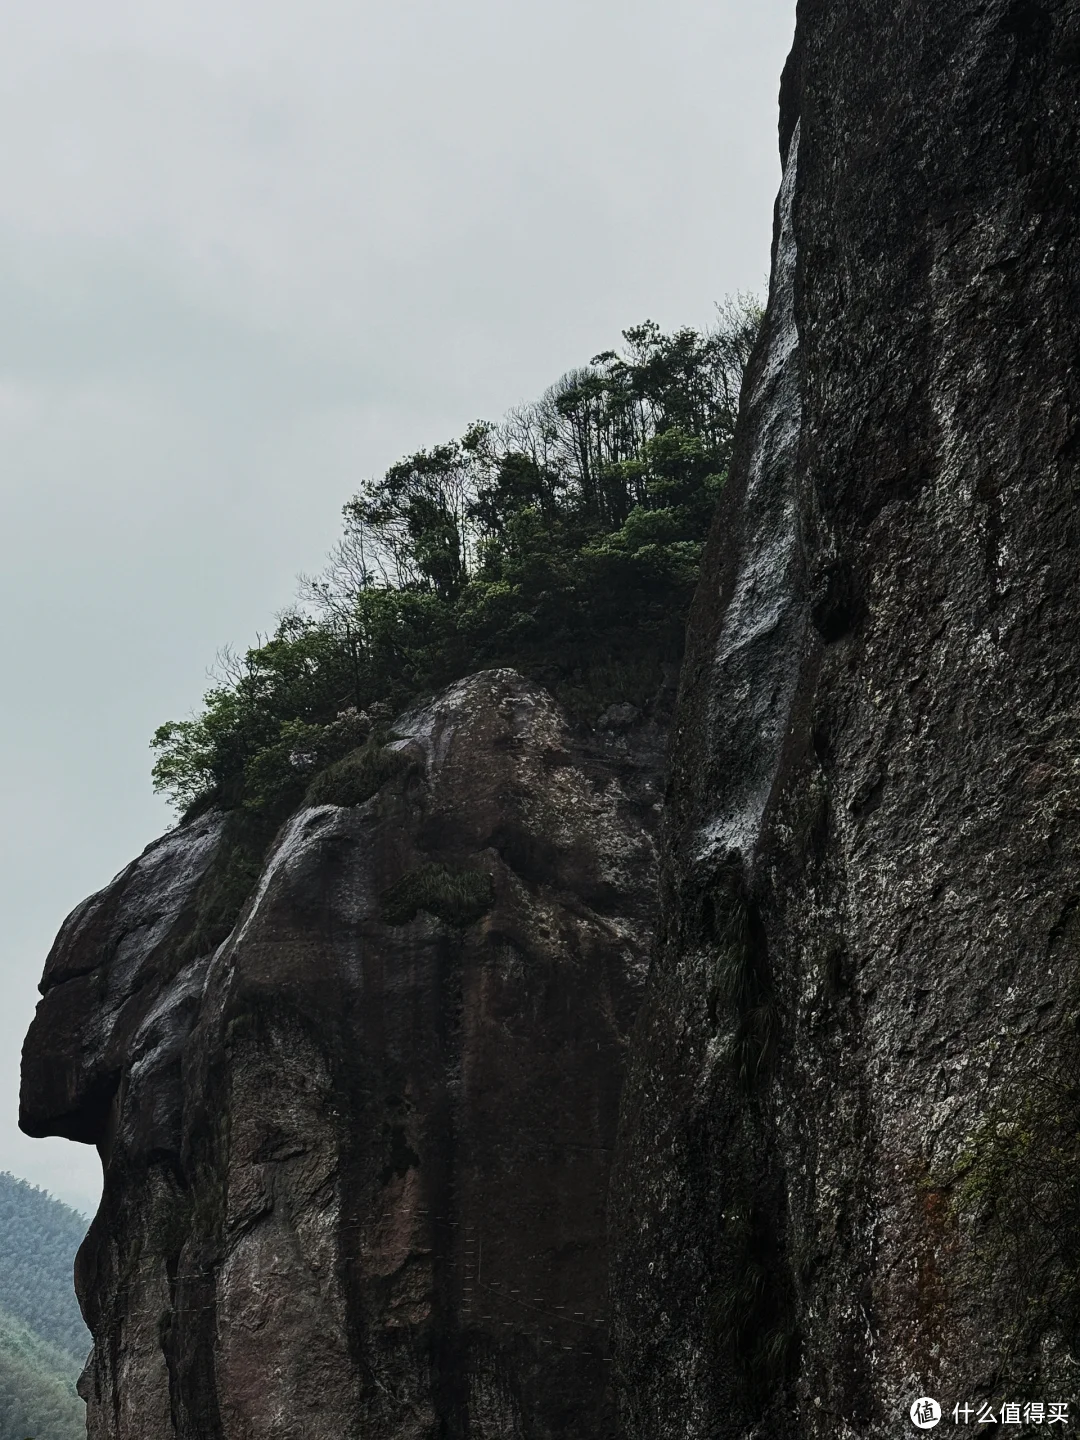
[612,0,1080,1436]
[21,670,663,1439]
[21,2,1080,1435]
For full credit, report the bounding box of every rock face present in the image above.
[612,3,1080,1437]
[21,670,662,1439]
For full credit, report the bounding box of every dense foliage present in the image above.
[0,1307,83,1440]
[153,302,761,822]
[0,1173,88,1440]
[0,1175,87,1360]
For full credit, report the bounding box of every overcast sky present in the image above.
[0,0,796,1217]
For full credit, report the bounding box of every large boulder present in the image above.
[22,669,662,1440]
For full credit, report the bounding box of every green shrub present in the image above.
[305,743,417,809]
[151,303,763,821]
[380,864,494,928]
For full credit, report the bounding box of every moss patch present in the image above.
[944,1032,1080,1365]
[379,863,494,928]
[178,743,418,963]
[305,742,418,809]
[178,810,276,963]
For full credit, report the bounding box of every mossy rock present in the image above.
[940,1033,1080,1364]
[380,863,494,928]
[305,743,418,809]
[178,810,275,963]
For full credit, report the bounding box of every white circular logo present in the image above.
[910,1398,941,1429]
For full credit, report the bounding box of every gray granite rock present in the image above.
[612,3,1080,1436]
[22,670,663,1439]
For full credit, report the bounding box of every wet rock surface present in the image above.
[22,670,663,1439]
[612,2,1080,1437]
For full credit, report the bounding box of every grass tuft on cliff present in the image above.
[305,742,418,809]
[380,864,495,928]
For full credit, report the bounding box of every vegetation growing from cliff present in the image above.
[151,302,761,820]
[944,1032,1080,1371]
[0,1173,88,1440]
[708,1200,797,1409]
[305,740,418,809]
[380,863,495,928]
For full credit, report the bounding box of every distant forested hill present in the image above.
[0,1173,88,1440]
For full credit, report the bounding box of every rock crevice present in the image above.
[612,1,1080,1435]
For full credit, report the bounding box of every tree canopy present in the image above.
[152,300,761,824]
[0,1173,88,1440]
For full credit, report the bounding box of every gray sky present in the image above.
[0,0,796,1216]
